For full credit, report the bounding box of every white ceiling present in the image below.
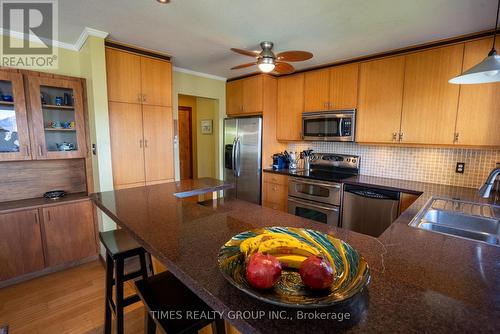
[58,0,495,79]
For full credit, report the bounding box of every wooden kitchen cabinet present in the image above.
[356,56,406,143]
[0,71,31,161]
[27,76,87,159]
[277,74,304,141]
[106,47,174,188]
[398,192,420,216]
[455,37,500,146]
[304,69,330,112]
[140,57,172,107]
[109,102,146,186]
[226,75,263,115]
[263,173,288,212]
[0,209,45,281]
[303,64,358,112]
[42,201,96,267]
[400,44,463,145]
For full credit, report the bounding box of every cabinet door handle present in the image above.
[25,145,30,157]
[144,139,148,148]
[137,94,142,102]
[38,145,43,156]
[34,212,39,224]
[453,132,459,143]
[392,132,397,141]
[399,132,404,142]
[47,210,51,222]
[143,95,147,102]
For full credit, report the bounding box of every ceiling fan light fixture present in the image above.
[157,0,170,3]
[258,58,275,73]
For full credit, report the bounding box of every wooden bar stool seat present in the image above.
[135,271,226,334]
[99,229,153,334]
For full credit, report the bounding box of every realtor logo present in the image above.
[0,0,58,69]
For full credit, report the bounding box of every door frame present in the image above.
[178,106,194,179]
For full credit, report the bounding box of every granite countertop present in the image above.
[91,177,500,333]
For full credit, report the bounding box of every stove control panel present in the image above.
[309,153,360,171]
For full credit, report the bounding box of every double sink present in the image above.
[409,197,500,247]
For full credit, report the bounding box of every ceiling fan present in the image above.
[230,41,313,74]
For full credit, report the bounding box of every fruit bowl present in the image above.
[217,227,370,308]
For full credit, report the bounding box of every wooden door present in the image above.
[277,74,304,141]
[42,201,96,267]
[304,69,330,112]
[242,75,263,114]
[356,56,406,143]
[105,48,142,104]
[330,63,359,109]
[28,76,87,159]
[0,71,31,161]
[109,102,146,187]
[140,57,172,107]
[143,105,174,183]
[0,209,45,280]
[400,44,463,144]
[178,106,193,179]
[226,80,243,115]
[455,37,500,146]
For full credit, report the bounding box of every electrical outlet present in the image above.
[456,162,465,174]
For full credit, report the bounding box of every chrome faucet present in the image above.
[479,167,500,198]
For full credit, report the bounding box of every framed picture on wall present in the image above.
[201,120,213,134]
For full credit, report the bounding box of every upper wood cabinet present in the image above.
[304,69,330,111]
[400,44,463,145]
[106,48,142,104]
[0,71,31,161]
[42,201,96,267]
[303,64,358,112]
[277,74,304,141]
[28,76,87,159]
[356,56,406,143]
[455,37,500,146]
[140,57,172,107]
[0,209,45,281]
[226,75,263,115]
[105,48,172,106]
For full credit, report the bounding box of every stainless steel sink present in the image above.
[409,197,500,247]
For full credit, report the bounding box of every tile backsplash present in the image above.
[286,142,500,189]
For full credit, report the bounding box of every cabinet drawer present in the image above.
[263,173,288,186]
[263,201,287,212]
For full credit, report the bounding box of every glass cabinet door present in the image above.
[28,76,86,159]
[0,71,31,161]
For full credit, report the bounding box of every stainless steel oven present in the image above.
[302,110,355,141]
[288,177,341,226]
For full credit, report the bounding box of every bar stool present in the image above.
[135,271,226,334]
[100,229,154,334]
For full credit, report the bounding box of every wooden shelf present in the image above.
[0,101,14,106]
[44,128,76,132]
[42,104,74,110]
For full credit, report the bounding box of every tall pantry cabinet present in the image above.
[105,46,174,189]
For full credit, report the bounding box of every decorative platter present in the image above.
[217,226,370,308]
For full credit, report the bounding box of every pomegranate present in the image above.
[299,255,334,290]
[246,253,282,289]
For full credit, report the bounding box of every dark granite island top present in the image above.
[91,177,500,333]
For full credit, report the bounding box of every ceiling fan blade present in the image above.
[276,51,313,62]
[231,62,257,70]
[274,62,295,74]
[230,48,260,58]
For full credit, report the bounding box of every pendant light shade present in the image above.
[449,50,500,84]
[450,0,500,84]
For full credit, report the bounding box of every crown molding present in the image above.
[173,66,226,81]
[0,26,109,52]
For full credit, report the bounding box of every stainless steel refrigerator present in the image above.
[224,117,262,204]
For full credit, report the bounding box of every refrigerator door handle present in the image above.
[231,138,237,174]
[235,137,242,177]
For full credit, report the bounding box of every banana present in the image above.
[257,238,320,258]
[275,254,308,269]
[239,234,272,256]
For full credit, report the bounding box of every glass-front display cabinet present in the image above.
[0,72,31,161]
[28,76,86,159]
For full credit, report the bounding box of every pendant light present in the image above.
[449,0,500,84]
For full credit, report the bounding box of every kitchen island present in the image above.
[91,178,500,333]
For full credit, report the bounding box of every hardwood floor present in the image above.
[0,261,238,334]
[0,261,145,334]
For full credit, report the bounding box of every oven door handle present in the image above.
[288,197,339,212]
[290,179,341,189]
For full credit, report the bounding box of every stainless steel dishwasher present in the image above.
[341,184,400,237]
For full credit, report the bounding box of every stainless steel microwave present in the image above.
[302,110,355,141]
